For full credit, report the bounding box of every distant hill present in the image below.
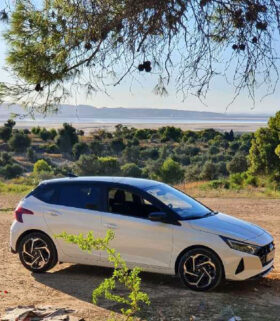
[0,104,271,122]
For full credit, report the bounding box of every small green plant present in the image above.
[56,230,150,321]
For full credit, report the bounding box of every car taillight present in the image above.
[14,207,34,223]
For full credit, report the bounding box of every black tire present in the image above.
[18,232,57,273]
[178,247,224,291]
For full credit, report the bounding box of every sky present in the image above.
[0,8,280,115]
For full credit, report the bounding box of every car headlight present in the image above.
[220,236,261,255]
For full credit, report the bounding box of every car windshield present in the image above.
[144,184,211,219]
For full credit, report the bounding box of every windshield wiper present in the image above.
[202,211,218,218]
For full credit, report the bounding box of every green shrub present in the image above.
[0,126,12,142]
[0,164,23,179]
[44,143,60,154]
[98,156,120,176]
[8,132,31,152]
[31,126,41,135]
[55,123,78,153]
[158,157,184,184]
[200,161,217,180]
[74,155,120,176]
[39,128,51,141]
[121,163,143,177]
[26,147,37,162]
[227,154,248,174]
[241,172,258,187]
[49,128,57,139]
[4,119,16,129]
[0,152,13,166]
[110,138,125,153]
[72,142,88,160]
[33,159,52,174]
[229,173,243,186]
[56,230,150,321]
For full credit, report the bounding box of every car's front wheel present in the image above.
[178,247,224,291]
[18,232,57,273]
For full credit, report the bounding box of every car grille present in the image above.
[257,242,275,267]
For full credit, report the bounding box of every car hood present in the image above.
[187,212,265,242]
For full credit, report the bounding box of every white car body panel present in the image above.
[100,212,173,268]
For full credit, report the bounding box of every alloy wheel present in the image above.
[21,238,51,270]
[183,253,217,289]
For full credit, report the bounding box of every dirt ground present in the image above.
[0,195,280,321]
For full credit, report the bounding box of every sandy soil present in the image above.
[0,196,280,321]
[0,121,266,133]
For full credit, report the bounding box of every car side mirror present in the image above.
[148,212,181,226]
[148,211,168,222]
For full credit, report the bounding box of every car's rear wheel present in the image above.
[178,247,224,291]
[18,232,57,273]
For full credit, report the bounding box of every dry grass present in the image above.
[176,182,280,199]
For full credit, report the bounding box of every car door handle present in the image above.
[104,223,118,229]
[46,210,62,217]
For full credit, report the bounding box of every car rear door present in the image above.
[100,185,173,270]
[41,182,104,262]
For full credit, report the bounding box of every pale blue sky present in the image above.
[0,16,279,114]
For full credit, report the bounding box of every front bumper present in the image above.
[249,265,274,280]
[224,240,275,281]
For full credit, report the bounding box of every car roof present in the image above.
[40,176,161,189]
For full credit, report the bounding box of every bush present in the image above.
[89,140,103,156]
[200,161,217,180]
[39,128,51,141]
[209,145,219,155]
[4,119,16,129]
[227,154,248,174]
[49,128,57,139]
[158,157,184,184]
[33,159,52,174]
[185,164,201,181]
[26,147,37,162]
[44,143,60,154]
[122,146,141,163]
[0,152,13,166]
[121,163,143,177]
[134,129,150,140]
[56,230,150,320]
[243,173,258,187]
[55,123,78,153]
[160,126,183,142]
[31,126,41,135]
[110,138,125,154]
[8,132,31,152]
[74,155,99,176]
[0,164,23,179]
[0,126,12,142]
[74,155,120,176]
[229,173,243,186]
[98,156,120,176]
[206,179,228,189]
[72,142,89,160]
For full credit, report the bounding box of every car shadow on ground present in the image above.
[32,263,274,304]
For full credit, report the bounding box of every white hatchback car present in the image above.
[10,177,275,291]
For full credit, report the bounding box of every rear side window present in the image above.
[57,184,102,210]
[32,185,58,204]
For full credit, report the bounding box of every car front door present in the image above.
[100,185,174,270]
[42,182,104,262]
